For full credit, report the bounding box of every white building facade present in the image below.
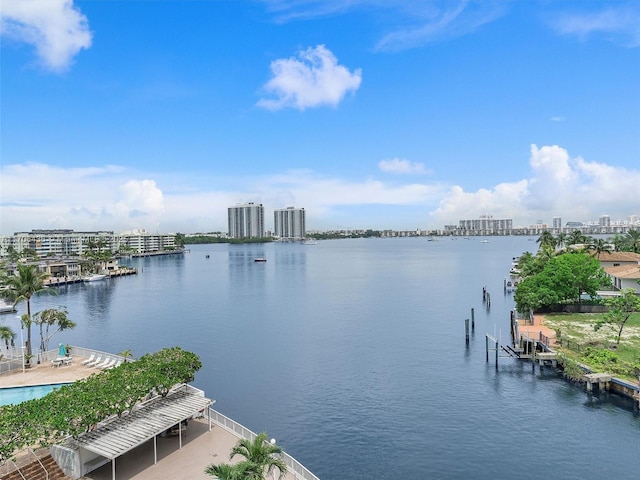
[228,203,265,239]
[274,207,306,240]
[0,229,176,257]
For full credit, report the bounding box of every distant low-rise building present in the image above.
[0,229,177,258]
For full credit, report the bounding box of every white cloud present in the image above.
[549,4,640,48]
[378,158,430,175]
[116,179,165,219]
[0,0,92,71]
[1,145,639,233]
[429,144,640,227]
[257,45,362,110]
[0,163,168,233]
[258,1,506,52]
[375,1,505,52]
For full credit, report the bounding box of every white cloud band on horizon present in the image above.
[257,45,362,110]
[429,144,640,226]
[0,0,92,72]
[1,145,639,234]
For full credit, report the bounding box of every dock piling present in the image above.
[465,319,470,346]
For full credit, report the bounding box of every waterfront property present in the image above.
[6,238,640,480]
[0,229,178,259]
[0,348,320,480]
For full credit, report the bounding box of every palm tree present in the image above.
[0,326,15,349]
[555,232,567,251]
[587,238,613,258]
[205,461,262,480]
[33,308,76,352]
[566,230,587,247]
[624,228,640,253]
[3,264,51,358]
[119,348,134,362]
[230,433,287,480]
[536,230,555,251]
[175,233,186,248]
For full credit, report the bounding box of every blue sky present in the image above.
[1,0,639,234]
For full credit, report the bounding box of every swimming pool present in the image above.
[0,383,70,406]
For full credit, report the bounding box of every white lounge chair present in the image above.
[81,353,96,366]
[98,358,116,370]
[106,360,122,370]
[85,355,102,367]
[94,357,111,369]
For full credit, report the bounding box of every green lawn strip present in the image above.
[544,312,640,382]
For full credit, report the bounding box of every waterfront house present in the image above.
[593,251,640,269]
[604,262,640,294]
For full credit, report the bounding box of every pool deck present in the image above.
[1,356,309,480]
[0,355,98,388]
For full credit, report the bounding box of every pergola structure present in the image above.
[70,387,213,480]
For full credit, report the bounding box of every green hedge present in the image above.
[0,347,201,464]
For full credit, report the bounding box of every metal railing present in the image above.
[28,448,48,480]
[0,345,130,375]
[208,407,320,480]
[0,459,26,480]
[0,448,48,480]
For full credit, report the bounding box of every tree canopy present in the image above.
[514,252,611,314]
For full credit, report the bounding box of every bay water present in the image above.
[7,237,640,479]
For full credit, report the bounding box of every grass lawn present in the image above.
[544,312,640,381]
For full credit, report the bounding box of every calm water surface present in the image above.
[6,237,640,479]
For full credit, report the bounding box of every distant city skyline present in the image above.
[1,1,639,234]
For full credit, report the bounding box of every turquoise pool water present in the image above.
[0,383,70,406]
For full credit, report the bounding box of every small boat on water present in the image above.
[0,301,16,314]
[83,274,107,282]
[302,239,317,245]
[254,258,267,263]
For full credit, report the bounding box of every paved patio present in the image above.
[83,418,299,480]
[518,314,557,345]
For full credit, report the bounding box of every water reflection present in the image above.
[80,279,114,321]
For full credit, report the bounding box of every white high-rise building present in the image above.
[228,203,265,239]
[553,217,562,229]
[274,207,306,240]
[599,215,611,227]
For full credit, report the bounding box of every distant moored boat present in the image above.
[83,274,107,282]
